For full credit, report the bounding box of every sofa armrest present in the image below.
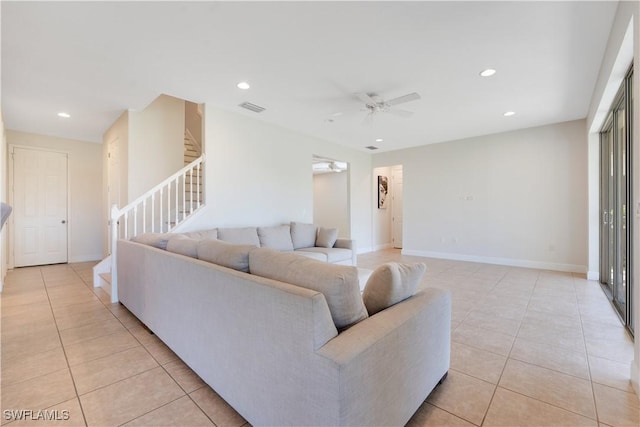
[334,238,356,265]
[315,287,451,425]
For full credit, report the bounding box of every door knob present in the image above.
[61,220,66,224]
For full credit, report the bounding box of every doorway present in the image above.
[373,165,403,250]
[312,156,350,236]
[11,146,68,267]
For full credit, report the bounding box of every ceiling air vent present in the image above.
[365,145,379,150]
[239,101,266,113]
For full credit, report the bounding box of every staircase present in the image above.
[94,134,205,303]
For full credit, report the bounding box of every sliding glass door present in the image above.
[600,66,633,333]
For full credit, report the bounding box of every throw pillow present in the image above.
[257,225,294,251]
[316,227,338,248]
[197,239,254,272]
[290,222,317,249]
[131,232,172,250]
[249,248,368,329]
[166,236,199,258]
[362,262,427,315]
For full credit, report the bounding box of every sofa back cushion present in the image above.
[197,239,254,272]
[363,262,426,315]
[257,225,294,251]
[166,236,199,258]
[249,248,368,329]
[131,232,172,250]
[290,222,317,249]
[217,227,260,246]
[181,229,218,240]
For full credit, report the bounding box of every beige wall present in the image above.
[183,105,374,251]
[102,111,129,256]
[1,114,7,291]
[6,130,103,263]
[374,119,588,272]
[128,94,185,200]
[313,171,350,238]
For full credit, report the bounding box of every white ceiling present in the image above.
[1,1,618,153]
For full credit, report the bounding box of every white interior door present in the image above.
[391,165,403,249]
[13,147,68,267]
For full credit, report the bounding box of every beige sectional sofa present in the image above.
[118,234,451,426]
[134,222,357,265]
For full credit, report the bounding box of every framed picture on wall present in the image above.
[378,175,389,209]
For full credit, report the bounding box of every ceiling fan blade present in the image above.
[387,109,414,118]
[386,92,421,106]
[355,92,378,106]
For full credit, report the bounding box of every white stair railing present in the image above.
[108,154,205,302]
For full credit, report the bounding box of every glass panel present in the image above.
[614,100,627,313]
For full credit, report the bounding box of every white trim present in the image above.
[373,243,393,251]
[587,271,600,281]
[69,254,102,263]
[631,360,639,398]
[401,249,587,273]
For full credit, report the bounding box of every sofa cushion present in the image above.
[290,222,318,249]
[249,248,368,329]
[258,225,294,251]
[197,239,254,272]
[131,232,172,250]
[363,262,426,315]
[293,250,328,262]
[295,247,352,263]
[217,227,260,246]
[166,236,199,258]
[316,227,338,248]
[181,229,218,240]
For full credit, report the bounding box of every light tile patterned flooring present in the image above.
[0,249,637,426]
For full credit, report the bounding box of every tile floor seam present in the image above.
[573,273,604,426]
[38,267,90,427]
[115,395,190,427]
[187,392,220,427]
[494,385,599,423]
[72,361,160,397]
[478,269,539,426]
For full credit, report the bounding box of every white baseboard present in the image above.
[587,271,600,281]
[631,360,639,399]
[373,243,393,251]
[401,249,587,274]
[69,254,103,263]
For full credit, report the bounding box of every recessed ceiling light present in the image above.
[236,81,250,90]
[479,69,496,77]
[375,138,384,142]
[57,112,71,118]
[503,111,516,117]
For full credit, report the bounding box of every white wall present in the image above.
[6,130,103,263]
[1,114,7,291]
[373,120,588,272]
[183,106,373,252]
[313,171,349,237]
[128,94,185,200]
[585,0,639,397]
[373,166,392,249]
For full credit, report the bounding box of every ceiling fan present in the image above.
[355,91,421,124]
